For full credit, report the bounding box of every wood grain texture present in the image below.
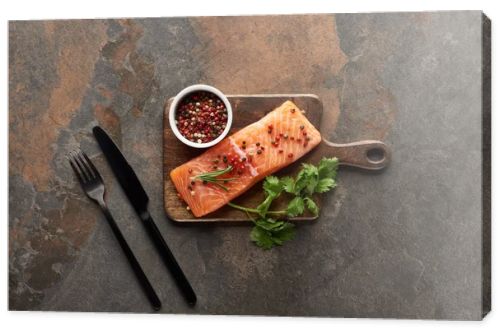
[164,94,390,223]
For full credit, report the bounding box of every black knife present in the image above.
[93,126,197,306]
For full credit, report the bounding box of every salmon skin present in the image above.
[170,101,322,218]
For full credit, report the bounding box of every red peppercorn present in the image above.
[303,131,307,136]
[288,153,294,158]
[279,149,283,154]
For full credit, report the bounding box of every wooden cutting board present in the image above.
[163,94,390,223]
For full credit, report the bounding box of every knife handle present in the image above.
[142,213,197,306]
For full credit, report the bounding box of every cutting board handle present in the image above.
[321,139,391,170]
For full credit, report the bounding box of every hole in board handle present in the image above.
[366,148,385,164]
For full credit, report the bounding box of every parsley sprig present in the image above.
[228,157,339,249]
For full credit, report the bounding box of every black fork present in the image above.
[68,149,162,311]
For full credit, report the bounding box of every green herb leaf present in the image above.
[315,178,336,193]
[294,163,318,195]
[263,176,284,197]
[256,176,286,217]
[314,158,338,193]
[272,222,295,243]
[250,226,275,250]
[251,220,296,249]
[304,196,319,216]
[255,196,274,218]
[318,157,339,180]
[287,196,305,217]
[281,176,295,194]
[255,218,285,231]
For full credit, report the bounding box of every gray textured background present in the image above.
[9,11,489,319]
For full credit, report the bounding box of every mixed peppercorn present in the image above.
[175,91,228,143]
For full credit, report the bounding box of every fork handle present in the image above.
[99,203,162,311]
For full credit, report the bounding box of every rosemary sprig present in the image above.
[193,166,237,191]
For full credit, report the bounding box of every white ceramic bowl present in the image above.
[169,84,233,149]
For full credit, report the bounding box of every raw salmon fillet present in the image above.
[170,100,322,217]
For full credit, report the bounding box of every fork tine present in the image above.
[81,151,101,181]
[68,153,85,184]
[70,151,87,182]
[76,150,95,180]
[72,150,91,182]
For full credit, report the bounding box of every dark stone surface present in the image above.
[9,12,489,319]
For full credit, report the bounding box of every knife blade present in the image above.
[93,126,197,306]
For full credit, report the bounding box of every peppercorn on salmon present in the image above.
[170,100,322,217]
